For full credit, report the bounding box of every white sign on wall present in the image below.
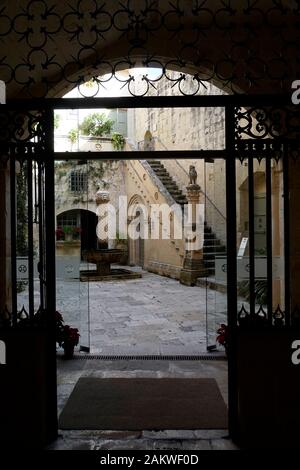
[16,257,39,280]
[237,237,248,258]
[17,256,81,280]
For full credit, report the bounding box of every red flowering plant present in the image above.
[55,227,65,240]
[61,325,80,348]
[55,311,80,349]
[216,324,228,352]
[72,226,82,239]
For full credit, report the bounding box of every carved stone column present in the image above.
[180,183,207,286]
[95,190,110,249]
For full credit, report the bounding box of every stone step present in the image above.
[204,246,226,255]
[150,164,164,170]
[167,188,181,195]
[204,259,216,267]
[203,239,222,247]
[204,233,217,239]
[175,198,188,204]
[203,251,226,258]
[159,177,175,183]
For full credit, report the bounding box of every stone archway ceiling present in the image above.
[0,0,299,98]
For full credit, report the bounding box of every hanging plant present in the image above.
[111,132,126,150]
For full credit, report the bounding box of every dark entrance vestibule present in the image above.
[1,1,300,451]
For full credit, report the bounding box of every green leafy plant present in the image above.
[238,280,268,305]
[16,162,28,256]
[68,128,78,145]
[62,226,73,234]
[79,113,114,137]
[54,113,61,129]
[111,132,126,150]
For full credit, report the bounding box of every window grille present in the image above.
[69,171,88,193]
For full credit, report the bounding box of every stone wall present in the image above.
[127,75,228,245]
[55,160,126,220]
[125,160,184,279]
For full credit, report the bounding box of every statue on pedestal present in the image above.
[189,165,197,185]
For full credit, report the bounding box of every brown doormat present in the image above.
[59,378,228,430]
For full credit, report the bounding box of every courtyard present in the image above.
[56,266,227,356]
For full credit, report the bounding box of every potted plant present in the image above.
[55,311,80,359]
[55,226,65,241]
[111,132,126,150]
[60,325,80,359]
[216,323,228,354]
[62,225,73,241]
[72,226,82,240]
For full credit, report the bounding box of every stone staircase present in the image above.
[147,160,188,206]
[203,223,226,276]
[147,160,226,276]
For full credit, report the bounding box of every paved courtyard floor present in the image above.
[55,266,228,355]
[17,266,228,355]
[48,357,238,450]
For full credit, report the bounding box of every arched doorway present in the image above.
[56,209,98,259]
[128,195,147,268]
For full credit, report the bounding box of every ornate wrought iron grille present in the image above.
[0,107,55,327]
[1,98,299,328]
[0,0,299,98]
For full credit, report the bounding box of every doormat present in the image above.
[59,378,228,430]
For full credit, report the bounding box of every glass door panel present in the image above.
[205,159,227,351]
[55,159,91,353]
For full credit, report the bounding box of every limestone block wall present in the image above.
[55,160,126,221]
[55,136,114,153]
[124,160,184,279]
[127,74,228,245]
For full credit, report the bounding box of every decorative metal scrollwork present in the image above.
[0,1,299,98]
[238,303,269,328]
[235,107,300,141]
[0,305,48,328]
[0,109,47,143]
[234,140,284,162]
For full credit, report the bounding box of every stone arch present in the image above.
[127,194,148,267]
[56,208,98,257]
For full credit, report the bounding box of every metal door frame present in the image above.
[2,92,296,439]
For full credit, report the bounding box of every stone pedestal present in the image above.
[180,184,207,286]
[95,190,110,245]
